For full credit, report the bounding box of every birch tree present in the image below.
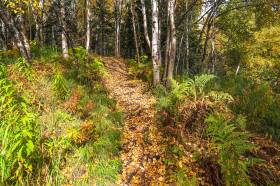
[0,1,31,61]
[130,0,140,63]
[166,0,176,82]
[0,19,7,50]
[86,0,92,54]
[61,0,69,59]
[115,0,122,57]
[140,0,151,50]
[151,0,161,85]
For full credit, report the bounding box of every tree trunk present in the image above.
[130,0,140,64]
[39,0,45,46]
[151,0,161,85]
[140,0,151,50]
[0,7,31,61]
[164,13,170,82]
[0,20,6,50]
[18,14,31,59]
[185,0,190,74]
[167,0,176,82]
[86,0,92,54]
[115,0,121,57]
[164,0,176,85]
[30,2,39,43]
[175,35,184,75]
[61,0,69,59]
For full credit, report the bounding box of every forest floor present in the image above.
[100,57,280,186]
[101,57,167,185]
[2,52,280,185]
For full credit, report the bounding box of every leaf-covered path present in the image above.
[101,57,166,185]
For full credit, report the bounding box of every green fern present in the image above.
[156,74,232,114]
[206,115,253,186]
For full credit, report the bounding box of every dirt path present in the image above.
[101,57,166,185]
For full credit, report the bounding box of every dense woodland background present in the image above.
[0,0,280,185]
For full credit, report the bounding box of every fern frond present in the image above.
[208,91,234,103]
[206,114,253,185]
[194,74,216,94]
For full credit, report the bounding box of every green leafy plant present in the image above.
[128,57,153,83]
[173,169,197,186]
[155,74,233,116]
[205,114,253,186]
[90,57,107,77]
[0,64,39,184]
[221,76,280,141]
[68,47,107,84]
[52,72,70,100]
[15,57,32,80]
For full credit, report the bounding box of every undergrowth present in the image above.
[0,64,39,184]
[128,55,153,84]
[219,75,280,141]
[0,47,123,185]
[205,114,253,185]
[155,74,255,185]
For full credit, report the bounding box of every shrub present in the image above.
[221,76,280,141]
[128,57,153,83]
[0,64,40,184]
[68,47,107,84]
[205,114,253,186]
[0,49,20,64]
[15,57,33,80]
[157,75,254,185]
[32,46,60,61]
[52,72,70,100]
[155,74,233,130]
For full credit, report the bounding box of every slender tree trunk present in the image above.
[151,0,161,85]
[175,35,184,75]
[18,14,31,59]
[39,0,45,46]
[61,0,69,59]
[95,25,99,53]
[210,29,216,73]
[140,0,151,50]
[158,0,162,66]
[86,0,92,54]
[0,2,31,61]
[164,12,170,82]
[30,2,40,44]
[130,0,140,63]
[185,0,190,74]
[52,25,56,47]
[164,0,176,85]
[0,20,6,50]
[235,63,241,75]
[12,18,31,61]
[115,0,121,57]
[167,0,176,81]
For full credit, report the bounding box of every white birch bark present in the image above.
[86,0,92,54]
[39,0,45,45]
[0,2,31,60]
[13,16,31,60]
[0,20,6,50]
[115,0,121,57]
[167,0,176,81]
[140,0,151,49]
[151,0,160,85]
[130,0,140,63]
[61,0,69,59]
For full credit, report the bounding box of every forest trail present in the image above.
[101,57,166,185]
